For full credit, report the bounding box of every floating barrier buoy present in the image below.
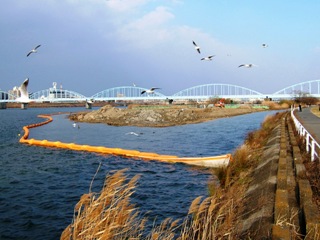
[19,114,231,168]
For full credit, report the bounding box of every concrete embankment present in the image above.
[237,112,320,239]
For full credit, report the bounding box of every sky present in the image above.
[1,0,320,97]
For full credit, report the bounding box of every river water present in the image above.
[0,107,278,239]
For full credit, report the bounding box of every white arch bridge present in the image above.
[1,80,320,103]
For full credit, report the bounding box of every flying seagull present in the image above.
[27,44,41,57]
[201,55,215,61]
[16,78,30,103]
[192,41,201,54]
[238,64,257,68]
[141,87,161,95]
[262,43,268,48]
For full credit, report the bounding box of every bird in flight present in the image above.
[27,44,41,57]
[238,64,257,68]
[141,87,161,95]
[193,41,201,54]
[16,78,30,102]
[201,55,215,61]
[262,43,268,48]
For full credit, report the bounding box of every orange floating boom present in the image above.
[19,114,232,168]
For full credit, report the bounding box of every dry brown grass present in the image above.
[274,208,303,239]
[177,182,247,240]
[262,101,290,110]
[61,169,146,240]
[310,106,320,118]
[146,218,180,240]
[214,113,285,189]
[245,113,284,150]
[61,168,246,240]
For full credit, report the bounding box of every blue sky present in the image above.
[1,0,320,97]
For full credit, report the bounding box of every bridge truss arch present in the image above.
[273,80,320,97]
[91,86,166,100]
[172,83,264,99]
[30,88,87,102]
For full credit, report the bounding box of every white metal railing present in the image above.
[291,107,320,161]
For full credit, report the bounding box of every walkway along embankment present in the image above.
[19,114,231,168]
[237,111,320,239]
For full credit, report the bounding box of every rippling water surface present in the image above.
[0,107,278,239]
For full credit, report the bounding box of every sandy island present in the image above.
[68,103,285,127]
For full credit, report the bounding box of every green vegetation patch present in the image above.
[225,104,240,109]
[252,105,269,109]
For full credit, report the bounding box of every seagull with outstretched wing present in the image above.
[201,55,215,61]
[238,63,257,68]
[27,44,41,57]
[141,87,161,95]
[193,41,201,54]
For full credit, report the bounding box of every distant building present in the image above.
[48,82,67,99]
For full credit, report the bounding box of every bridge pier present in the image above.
[85,102,92,109]
[0,102,7,109]
[21,103,28,110]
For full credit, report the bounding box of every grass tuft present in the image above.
[61,169,145,240]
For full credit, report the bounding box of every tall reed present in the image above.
[61,169,146,240]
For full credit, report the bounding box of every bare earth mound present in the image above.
[69,104,268,127]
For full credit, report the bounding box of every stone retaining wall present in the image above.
[238,112,320,239]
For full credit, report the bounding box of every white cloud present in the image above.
[105,0,149,12]
[117,6,175,48]
[129,6,174,29]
